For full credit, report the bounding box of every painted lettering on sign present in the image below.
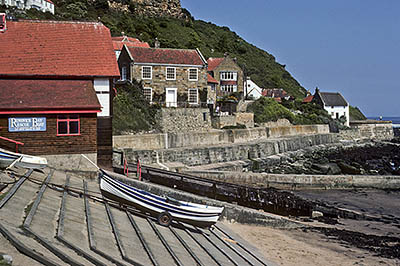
[8,117,46,132]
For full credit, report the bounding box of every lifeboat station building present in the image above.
[0,19,120,170]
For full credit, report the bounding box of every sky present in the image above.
[180,0,399,117]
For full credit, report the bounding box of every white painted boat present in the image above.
[99,169,224,227]
[0,148,47,169]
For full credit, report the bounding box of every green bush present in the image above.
[113,81,160,134]
[248,98,295,123]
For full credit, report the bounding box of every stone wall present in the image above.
[339,120,394,140]
[159,108,212,133]
[121,133,337,166]
[113,124,331,150]
[185,170,400,190]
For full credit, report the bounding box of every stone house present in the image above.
[1,0,55,14]
[313,89,350,127]
[207,55,244,98]
[0,19,119,169]
[118,45,208,107]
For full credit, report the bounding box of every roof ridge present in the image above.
[130,46,197,52]
[15,19,103,25]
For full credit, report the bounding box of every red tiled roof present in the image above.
[112,36,150,50]
[46,0,53,4]
[207,58,224,71]
[0,20,119,78]
[207,73,218,84]
[126,47,206,66]
[262,88,287,98]
[0,79,101,113]
[303,95,314,103]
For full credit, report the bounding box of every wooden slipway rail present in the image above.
[116,162,314,218]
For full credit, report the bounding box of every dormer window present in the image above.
[142,66,152,80]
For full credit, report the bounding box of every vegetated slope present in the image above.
[2,0,306,98]
[349,106,367,121]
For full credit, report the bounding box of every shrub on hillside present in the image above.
[113,81,160,134]
[247,97,295,123]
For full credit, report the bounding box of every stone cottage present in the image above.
[118,45,208,107]
[207,55,244,97]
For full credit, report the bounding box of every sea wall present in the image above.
[159,108,212,133]
[120,133,337,166]
[113,124,330,151]
[340,120,394,140]
[185,170,400,190]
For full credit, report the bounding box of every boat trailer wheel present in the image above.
[157,211,172,227]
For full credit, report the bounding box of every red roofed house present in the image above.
[0,19,120,169]
[262,88,290,103]
[112,35,150,59]
[118,45,208,107]
[207,55,244,97]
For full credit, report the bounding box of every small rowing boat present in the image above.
[0,148,47,169]
[99,169,224,227]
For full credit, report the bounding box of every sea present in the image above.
[367,116,400,128]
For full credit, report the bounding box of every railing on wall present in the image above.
[0,136,24,152]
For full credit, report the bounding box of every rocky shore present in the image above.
[263,139,400,175]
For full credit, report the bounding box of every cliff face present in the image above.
[110,0,187,19]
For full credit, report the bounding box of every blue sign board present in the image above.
[8,117,46,132]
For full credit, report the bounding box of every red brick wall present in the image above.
[0,114,97,155]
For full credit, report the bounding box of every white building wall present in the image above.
[4,0,55,14]
[94,78,110,117]
[244,78,262,99]
[325,105,349,127]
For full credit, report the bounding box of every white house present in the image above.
[244,77,263,99]
[314,89,350,127]
[1,0,55,14]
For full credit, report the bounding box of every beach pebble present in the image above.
[312,211,323,218]
[0,254,13,265]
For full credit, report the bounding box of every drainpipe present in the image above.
[155,151,169,171]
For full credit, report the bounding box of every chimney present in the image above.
[154,38,160,48]
[0,13,6,32]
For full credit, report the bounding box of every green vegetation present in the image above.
[248,97,333,125]
[1,1,306,98]
[349,106,367,121]
[113,81,160,134]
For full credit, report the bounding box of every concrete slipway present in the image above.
[0,167,281,266]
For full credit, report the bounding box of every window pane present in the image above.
[70,121,79,134]
[166,68,175,80]
[58,121,68,134]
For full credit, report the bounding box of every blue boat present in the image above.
[0,148,47,169]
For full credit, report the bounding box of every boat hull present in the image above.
[99,171,224,228]
[0,148,47,169]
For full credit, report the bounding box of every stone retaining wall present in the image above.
[114,124,330,151]
[185,170,400,190]
[121,133,337,166]
[339,120,394,140]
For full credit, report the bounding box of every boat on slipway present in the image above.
[99,169,224,227]
[0,147,48,169]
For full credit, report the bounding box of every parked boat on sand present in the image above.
[0,148,47,169]
[99,169,224,227]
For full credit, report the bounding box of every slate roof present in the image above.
[207,58,225,71]
[207,73,218,84]
[318,92,348,106]
[0,20,119,78]
[0,80,101,113]
[126,47,206,66]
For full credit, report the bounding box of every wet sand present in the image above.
[226,188,400,265]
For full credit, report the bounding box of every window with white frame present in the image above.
[121,66,127,81]
[220,71,237,81]
[142,66,152,79]
[166,67,176,80]
[143,87,152,103]
[220,85,237,93]
[188,68,198,81]
[188,88,198,104]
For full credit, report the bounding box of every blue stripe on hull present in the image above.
[100,173,222,219]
